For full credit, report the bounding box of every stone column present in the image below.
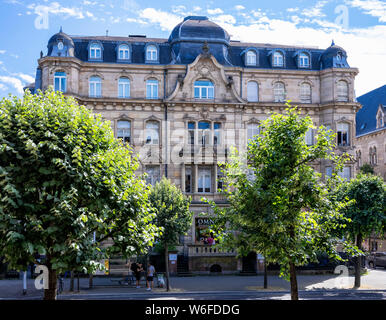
[194,164,198,193]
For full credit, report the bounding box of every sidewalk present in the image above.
[1,269,385,299]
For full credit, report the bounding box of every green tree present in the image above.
[207,105,357,300]
[149,177,192,291]
[0,89,159,299]
[336,173,386,287]
[359,163,375,175]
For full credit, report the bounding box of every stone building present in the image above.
[29,16,360,273]
[355,85,386,253]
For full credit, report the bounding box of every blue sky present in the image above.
[0,0,385,98]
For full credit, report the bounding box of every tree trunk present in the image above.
[164,243,170,292]
[263,260,268,289]
[70,270,74,292]
[43,268,57,300]
[89,274,93,289]
[289,262,299,300]
[354,233,363,288]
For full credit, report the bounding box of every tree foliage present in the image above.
[149,177,192,291]
[0,89,159,298]
[207,105,358,299]
[337,173,385,240]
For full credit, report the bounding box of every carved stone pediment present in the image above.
[165,53,245,104]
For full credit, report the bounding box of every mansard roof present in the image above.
[356,85,386,136]
[44,17,351,71]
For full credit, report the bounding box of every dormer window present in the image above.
[89,43,102,60]
[299,52,310,68]
[57,41,64,51]
[246,50,257,66]
[273,51,284,67]
[118,44,130,60]
[146,44,158,62]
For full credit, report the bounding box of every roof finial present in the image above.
[106,30,109,37]
[59,26,63,33]
[331,39,335,46]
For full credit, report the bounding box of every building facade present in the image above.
[355,85,386,253]
[29,16,360,273]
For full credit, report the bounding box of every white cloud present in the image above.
[212,15,237,25]
[193,6,202,12]
[301,1,328,18]
[28,2,85,20]
[346,0,386,22]
[15,73,35,83]
[0,76,24,94]
[0,50,6,54]
[207,8,224,15]
[139,8,182,31]
[0,83,8,91]
[234,5,245,11]
[287,7,299,13]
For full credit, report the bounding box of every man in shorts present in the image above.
[146,262,156,291]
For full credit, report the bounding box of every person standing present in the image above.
[131,262,143,288]
[146,262,156,291]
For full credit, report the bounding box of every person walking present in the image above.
[146,262,156,291]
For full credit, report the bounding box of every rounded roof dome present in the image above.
[48,28,74,48]
[168,16,230,45]
[321,41,347,58]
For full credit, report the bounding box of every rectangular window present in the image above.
[247,123,260,142]
[217,165,224,191]
[117,120,131,143]
[54,72,66,92]
[337,123,349,146]
[185,166,192,193]
[338,166,351,180]
[305,128,313,146]
[145,166,160,186]
[188,122,195,145]
[198,121,211,147]
[214,122,221,145]
[146,80,158,99]
[198,167,211,193]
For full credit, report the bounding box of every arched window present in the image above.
[274,82,286,102]
[118,77,130,98]
[273,51,284,67]
[89,76,101,97]
[357,150,362,168]
[369,147,377,165]
[89,43,102,59]
[146,45,158,61]
[118,44,130,60]
[146,79,158,99]
[300,83,311,103]
[145,120,159,145]
[299,52,310,68]
[337,80,349,102]
[194,80,214,99]
[117,120,131,143]
[246,50,257,66]
[54,71,66,92]
[247,81,259,102]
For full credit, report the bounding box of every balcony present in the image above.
[180,144,228,163]
[188,244,236,257]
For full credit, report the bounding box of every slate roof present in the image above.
[45,16,350,71]
[356,85,386,136]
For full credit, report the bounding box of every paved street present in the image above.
[0,269,385,300]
